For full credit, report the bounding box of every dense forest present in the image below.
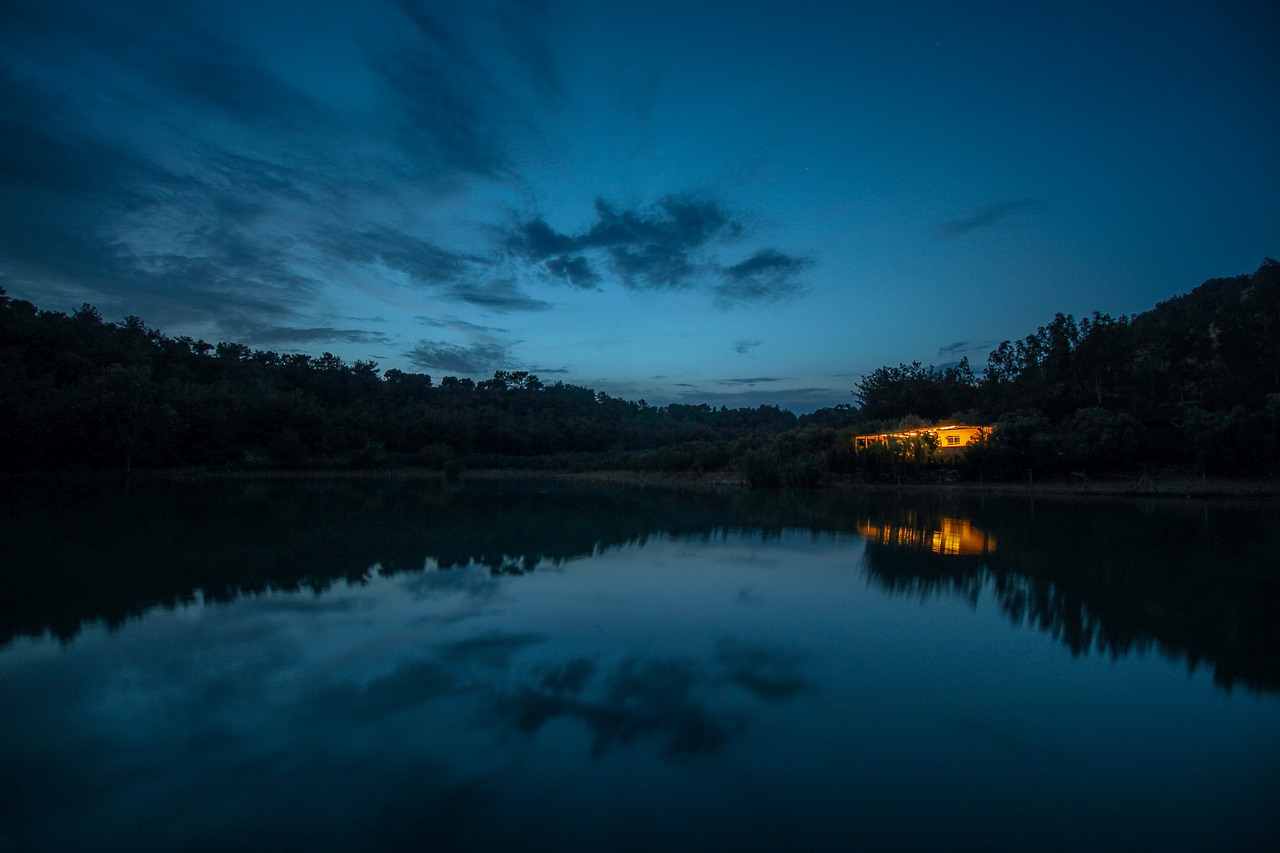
[2,259,1277,481]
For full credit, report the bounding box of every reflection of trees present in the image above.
[0,477,816,645]
[856,504,995,605]
[2,478,1277,693]
[859,498,1280,693]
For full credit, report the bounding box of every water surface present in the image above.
[1,478,1277,851]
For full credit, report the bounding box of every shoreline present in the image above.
[5,466,1279,501]
[545,469,1280,500]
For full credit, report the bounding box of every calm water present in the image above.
[1,477,1277,852]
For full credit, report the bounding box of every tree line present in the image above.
[845,259,1280,477]
[0,292,797,473]
[2,259,1276,480]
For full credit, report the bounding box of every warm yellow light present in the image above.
[858,516,996,556]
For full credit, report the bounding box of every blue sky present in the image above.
[1,0,1276,412]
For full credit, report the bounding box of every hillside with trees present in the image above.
[0,292,797,474]
[2,260,1277,482]
[842,259,1280,477]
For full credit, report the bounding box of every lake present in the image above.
[1,476,1277,852]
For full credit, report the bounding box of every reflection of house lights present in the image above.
[857,516,996,555]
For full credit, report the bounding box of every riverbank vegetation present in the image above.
[2,260,1277,484]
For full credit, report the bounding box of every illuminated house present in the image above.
[854,424,989,458]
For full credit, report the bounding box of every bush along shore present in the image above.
[2,260,1277,489]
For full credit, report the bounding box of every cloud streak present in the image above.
[716,377,783,387]
[937,339,998,358]
[221,323,394,347]
[0,0,567,340]
[404,339,512,375]
[936,199,1046,239]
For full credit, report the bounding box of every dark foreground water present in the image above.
[1,477,1278,852]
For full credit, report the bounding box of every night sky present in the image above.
[2,1,1277,412]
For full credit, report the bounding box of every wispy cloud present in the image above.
[937,339,998,358]
[218,322,393,347]
[322,228,481,289]
[716,377,782,387]
[404,339,511,375]
[734,340,762,355]
[674,386,848,413]
[417,316,511,334]
[0,0,564,334]
[936,199,1046,239]
[445,278,553,312]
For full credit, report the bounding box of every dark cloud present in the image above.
[365,38,504,178]
[510,218,577,258]
[497,644,816,760]
[717,377,782,387]
[675,386,848,414]
[314,659,462,720]
[417,317,511,334]
[937,339,998,358]
[216,323,393,348]
[500,656,743,760]
[405,340,511,375]
[716,641,816,702]
[0,65,196,315]
[446,279,553,312]
[0,66,140,196]
[394,0,560,102]
[326,228,480,287]
[0,0,567,338]
[544,254,601,288]
[734,339,762,355]
[440,631,545,669]
[539,658,597,695]
[714,249,810,307]
[314,227,552,323]
[508,195,742,291]
[375,0,562,178]
[324,226,551,312]
[2,0,800,330]
[490,0,563,101]
[147,25,323,128]
[0,65,323,329]
[505,195,812,307]
[936,199,1046,239]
